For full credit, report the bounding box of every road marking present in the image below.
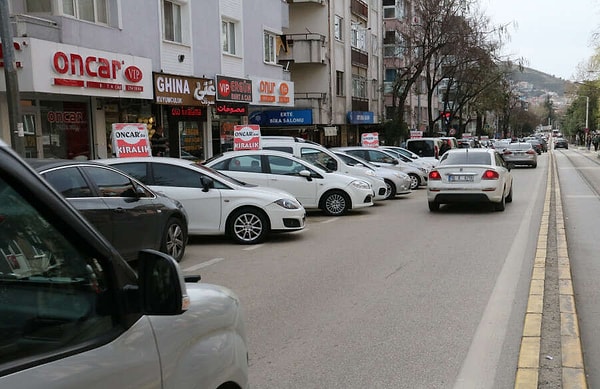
[183,257,224,272]
[320,218,338,224]
[453,149,546,389]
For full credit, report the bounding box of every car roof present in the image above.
[26,158,111,171]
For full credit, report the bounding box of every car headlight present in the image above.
[350,180,371,190]
[364,169,376,176]
[274,198,302,209]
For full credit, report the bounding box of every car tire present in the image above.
[227,207,269,244]
[408,174,420,190]
[321,190,350,216]
[506,184,513,203]
[161,217,187,262]
[531,162,537,168]
[494,192,506,212]
[384,179,397,199]
[428,201,440,212]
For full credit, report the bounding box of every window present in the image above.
[62,0,108,24]
[222,20,237,55]
[0,175,113,366]
[334,15,343,41]
[26,0,51,12]
[43,168,93,198]
[352,75,367,98]
[351,26,367,51]
[163,0,182,43]
[224,156,263,173]
[83,167,140,198]
[299,148,337,171]
[267,155,312,176]
[264,31,276,64]
[336,71,345,96]
[383,0,396,18]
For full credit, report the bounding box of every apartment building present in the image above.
[0,0,290,159]
[263,0,383,147]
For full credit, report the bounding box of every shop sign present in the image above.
[169,106,206,118]
[154,73,215,106]
[0,41,24,69]
[3,38,153,98]
[233,125,261,151]
[248,109,312,126]
[347,111,374,124]
[410,130,423,139]
[324,126,337,136]
[215,101,248,116]
[249,76,294,107]
[361,132,379,147]
[111,123,152,158]
[216,75,253,103]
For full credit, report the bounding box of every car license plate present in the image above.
[449,175,473,182]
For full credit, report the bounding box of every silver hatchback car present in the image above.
[501,142,538,168]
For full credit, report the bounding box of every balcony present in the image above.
[351,48,369,68]
[351,0,369,20]
[11,14,60,41]
[278,33,326,65]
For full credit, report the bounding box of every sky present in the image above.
[482,0,600,80]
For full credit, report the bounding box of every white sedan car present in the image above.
[333,151,412,199]
[204,149,374,216]
[100,157,306,244]
[427,148,513,212]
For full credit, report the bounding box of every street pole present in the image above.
[585,96,589,131]
[0,0,24,155]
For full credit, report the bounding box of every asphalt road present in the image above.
[181,153,551,388]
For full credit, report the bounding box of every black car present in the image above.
[26,159,188,262]
[554,138,569,149]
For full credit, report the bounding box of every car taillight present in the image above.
[526,150,536,155]
[482,170,499,180]
[503,150,512,155]
[429,170,442,180]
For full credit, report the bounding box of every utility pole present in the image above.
[0,0,24,155]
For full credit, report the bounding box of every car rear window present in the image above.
[441,152,491,165]
[507,143,532,151]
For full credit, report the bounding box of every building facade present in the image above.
[0,0,291,159]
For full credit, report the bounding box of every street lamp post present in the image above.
[585,96,589,131]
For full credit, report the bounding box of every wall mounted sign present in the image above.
[154,73,215,106]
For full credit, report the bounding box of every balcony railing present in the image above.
[11,14,60,41]
[278,33,326,65]
[351,48,369,68]
[351,0,369,19]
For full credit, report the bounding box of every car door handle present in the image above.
[113,208,125,213]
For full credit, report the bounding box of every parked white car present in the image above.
[380,146,438,169]
[333,151,412,198]
[260,136,388,201]
[100,157,306,245]
[204,149,374,216]
[333,146,429,190]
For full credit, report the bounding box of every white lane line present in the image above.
[183,257,224,272]
[453,158,546,389]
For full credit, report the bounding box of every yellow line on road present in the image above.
[514,150,587,388]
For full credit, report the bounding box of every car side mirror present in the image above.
[200,176,213,192]
[299,170,312,181]
[137,249,189,315]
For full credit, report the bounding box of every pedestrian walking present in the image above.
[593,134,599,152]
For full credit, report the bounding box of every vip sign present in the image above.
[111,123,151,157]
[233,125,261,151]
[361,132,379,147]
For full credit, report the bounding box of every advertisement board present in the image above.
[233,125,261,151]
[361,132,379,147]
[111,123,151,157]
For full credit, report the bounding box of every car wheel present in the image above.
[384,179,396,199]
[227,207,268,244]
[321,190,349,216]
[531,162,537,168]
[408,174,420,190]
[161,217,187,262]
[506,184,513,203]
[494,192,506,212]
[428,201,440,212]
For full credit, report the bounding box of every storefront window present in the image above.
[40,101,90,159]
[179,121,203,160]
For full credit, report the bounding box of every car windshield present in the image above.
[507,143,533,151]
[440,151,491,165]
